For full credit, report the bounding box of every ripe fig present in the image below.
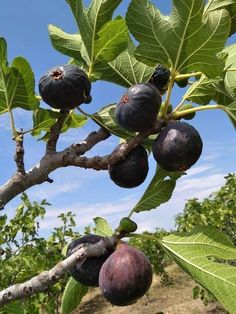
[108,145,149,188]
[39,64,91,110]
[152,121,203,172]
[67,234,113,287]
[179,104,196,120]
[117,217,137,233]
[99,242,153,306]
[115,83,162,132]
[149,64,170,95]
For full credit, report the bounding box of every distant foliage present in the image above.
[175,173,236,244]
[0,193,80,314]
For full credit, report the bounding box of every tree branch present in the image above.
[14,130,26,175]
[0,237,116,306]
[46,110,70,154]
[0,120,164,209]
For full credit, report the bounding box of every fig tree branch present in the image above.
[46,110,70,154]
[14,130,26,175]
[0,237,116,306]
[0,120,164,209]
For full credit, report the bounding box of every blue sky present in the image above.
[0,0,235,236]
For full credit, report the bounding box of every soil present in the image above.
[74,265,227,314]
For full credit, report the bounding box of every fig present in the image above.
[108,145,149,188]
[66,234,113,287]
[39,64,91,109]
[175,78,188,88]
[117,217,137,233]
[99,242,153,306]
[179,104,196,120]
[115,83,161,132]
[152,121,203,172]
[149,64,170,95]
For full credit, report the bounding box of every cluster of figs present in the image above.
[39,63,203,189]
[39,64,203,304]
[67,223,153,306]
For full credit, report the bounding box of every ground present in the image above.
[75,265,227,314]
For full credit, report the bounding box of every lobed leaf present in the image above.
[96,37,154,87]
[132,167,183,213]
[184,75,234,106]
[67,0,127,67]
[93,217,113,237]
[61,277,88,314]
[223,43,236,98]
[48,25,84,61]
[126,0,230,77]
[0,42,39,114]
[162,226,236,313]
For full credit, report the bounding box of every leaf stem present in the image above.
[77,106,92,119]
[175,72,202,80]
[170,104,224,119]
[125,233,160,242]
[225,68,236,72]
[158,69,176,118]
[9,109,17,139]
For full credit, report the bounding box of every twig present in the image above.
[0,121,164,208]
[46,110,69,154]
[14,130,26,175]
[0,237,116,306]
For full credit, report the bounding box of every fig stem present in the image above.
[175,72,202,80]
[225,67,236,72]
[170,104,224,119]
[158,68,176,118]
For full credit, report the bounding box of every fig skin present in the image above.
[108,145,149,188]
[115,83,162,132]
[152,121,203,172]
[149,64,170,95]
[39,64,91,110]
[179,104,196,120]
[99,242,153,306]
[66,234,113,287]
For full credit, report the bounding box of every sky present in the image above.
[0,0,235,237]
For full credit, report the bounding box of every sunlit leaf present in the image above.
[162,226,236,313]
[126,0,230,77]
[93,217,113,236]
[132,167,183,213]
[61,277,88,314]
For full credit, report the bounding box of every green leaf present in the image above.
[93,18,128,65]
[204,0,235,12]
[61,112,87,132]
[223,43,236,98]
[223,100,236,128]
[48,25,84,61]
[92,103,135,139]
[162,226,236,313]
[0,37,8,70]
[204,0,236,35]
[184,75,234,106]
[67,0,127,67]
[96,37,154,87]
[126,0,230,77]
[132,167,183,213]
[61,277,88,314]
[32,109,87,137]
[0,51,39,114]
[32,108,59,136]
[93,217,113,236]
